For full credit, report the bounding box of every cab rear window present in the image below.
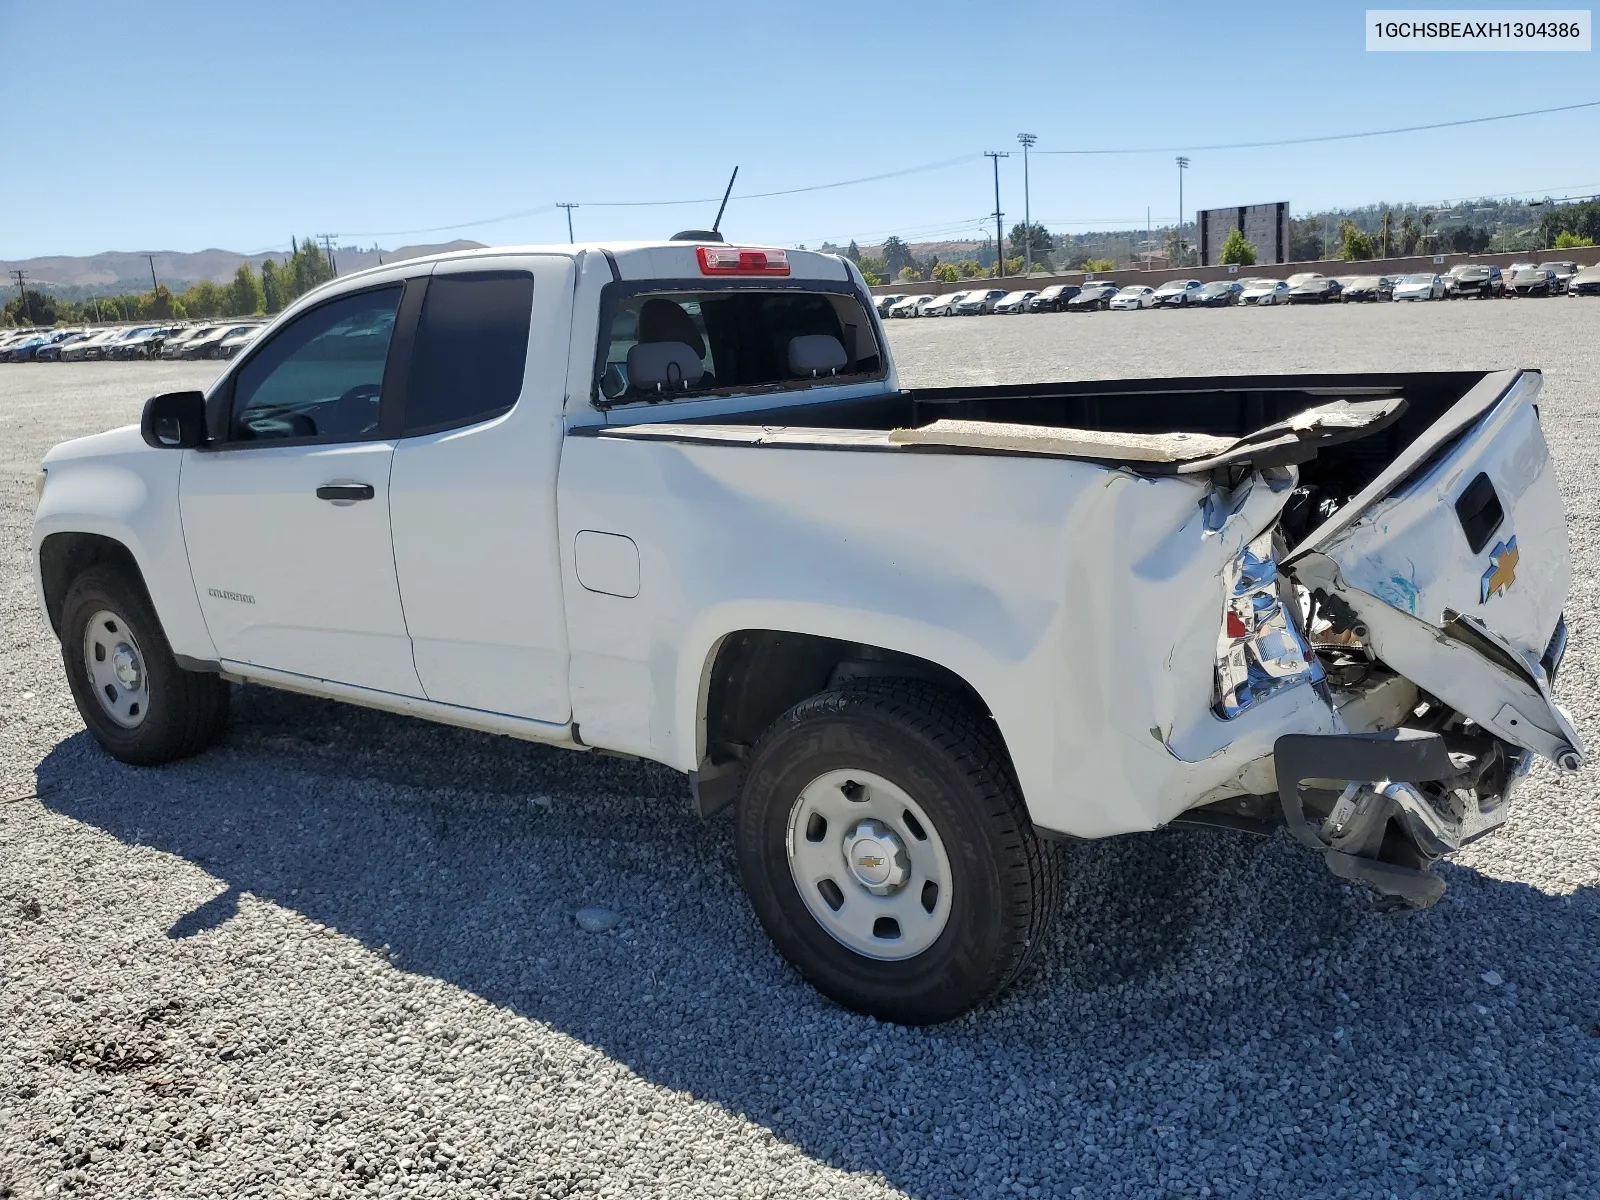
[597,285,883,404]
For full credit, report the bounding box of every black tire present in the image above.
[60,565,229,765]
[735,680,1061,1025]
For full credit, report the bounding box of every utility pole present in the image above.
[1017,133,1036,275]
[146,255,159,292]
[10,270,30,324]
[317,234,339,276]
[1175,156,1190,266]
[985,151,1009,277]
[557,202,579,243]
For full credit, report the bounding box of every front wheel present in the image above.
[736,681,1061,1024]
[60,566,230,765]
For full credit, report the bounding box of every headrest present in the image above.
[788,333,848,377]
[637,299,705,358]
[627,341,704,391]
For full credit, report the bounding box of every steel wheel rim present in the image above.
[785,768,954,961]
[83,608,150,729]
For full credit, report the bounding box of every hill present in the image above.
[1,241,487,299]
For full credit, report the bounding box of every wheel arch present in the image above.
[38,531,148,639]
[688,627,1011,817]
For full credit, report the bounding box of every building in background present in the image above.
[1199,201,1290,266]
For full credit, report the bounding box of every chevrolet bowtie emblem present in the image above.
[858,856,885,869]
[1480,536,1519,603]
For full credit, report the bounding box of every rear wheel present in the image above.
[60,566,229,765]
[736,681,1061,1024]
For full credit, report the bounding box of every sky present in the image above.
[2,0,1596,259]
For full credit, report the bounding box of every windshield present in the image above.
[1403,274,1435,284]
[1287,274,1322,286]
[1458,266,1490,278]
[1115,286,1145,296]
[1513,268,1544,280]
[598,285,883,404]
[1201,282,1233,292]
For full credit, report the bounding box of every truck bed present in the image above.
[599,369,1514,545]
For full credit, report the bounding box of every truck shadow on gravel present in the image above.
[36,685,1600,1198]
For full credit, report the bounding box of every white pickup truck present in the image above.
[33,237,1584,1024]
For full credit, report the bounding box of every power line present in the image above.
[339,156,975,239]
[1037,99,1600,155]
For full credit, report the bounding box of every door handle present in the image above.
[316,483,375,502]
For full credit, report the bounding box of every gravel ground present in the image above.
[3,302,1599,1199]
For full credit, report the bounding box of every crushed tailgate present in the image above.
[1287,369,1583,769]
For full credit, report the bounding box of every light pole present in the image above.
[1017,133,1036,275]
[557,203,579,243]
[1175,156,1190,266]
[984,151,1009,277]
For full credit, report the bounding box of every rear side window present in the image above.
[598,286,883,403]
[404,271,534,436]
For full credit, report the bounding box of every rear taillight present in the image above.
[1215,532,1323,718]
[697,246,790,276]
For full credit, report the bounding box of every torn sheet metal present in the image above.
[1294,551,1583,769]
[886,420,1236,463]
[889,397,1406,472]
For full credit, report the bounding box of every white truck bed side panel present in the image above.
[556,437,1336,837]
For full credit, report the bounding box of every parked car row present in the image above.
[0,320,267,363]
[873,260,1600,318]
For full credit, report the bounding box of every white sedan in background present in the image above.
[1109,285,1157,310]
[993,290,1037,314]
[1239,278,1290,306]
[1393,273,1445,301]
[923,291,970,317]
[954,288,1008,315]
[888,294,935,318]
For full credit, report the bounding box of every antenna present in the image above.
[711,166,739,234]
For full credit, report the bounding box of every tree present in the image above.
[845,240,861,264]
[3,287,59,326]
[1007,222,1052,270]
[230,263,265,315]
[137,285,184,320]
[859,269,884,286]
[1338,220,1375,261]
[183,280,226,319]
[1541,202,1600,246]
[931,263,960,283]
[953,259,984,279]
[1555,230,1596,249]
[1001,256,1024,277]
[1080,258,1115,274]
[1219,228,1257,267]
[1398,213,1419,255]
[1379,209,1393,258]
[897,266,920,282]
[880,236,916,277]
[1419,210,1435,252]
[261,258,287,313]
[1288,217,1324,262]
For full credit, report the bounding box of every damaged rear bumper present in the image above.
[1274,727,1526,908]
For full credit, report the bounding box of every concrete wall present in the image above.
[867,245,1600,297]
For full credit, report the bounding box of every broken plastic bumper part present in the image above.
[1274,728,1521,909]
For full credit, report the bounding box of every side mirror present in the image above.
[140,390,208,449]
